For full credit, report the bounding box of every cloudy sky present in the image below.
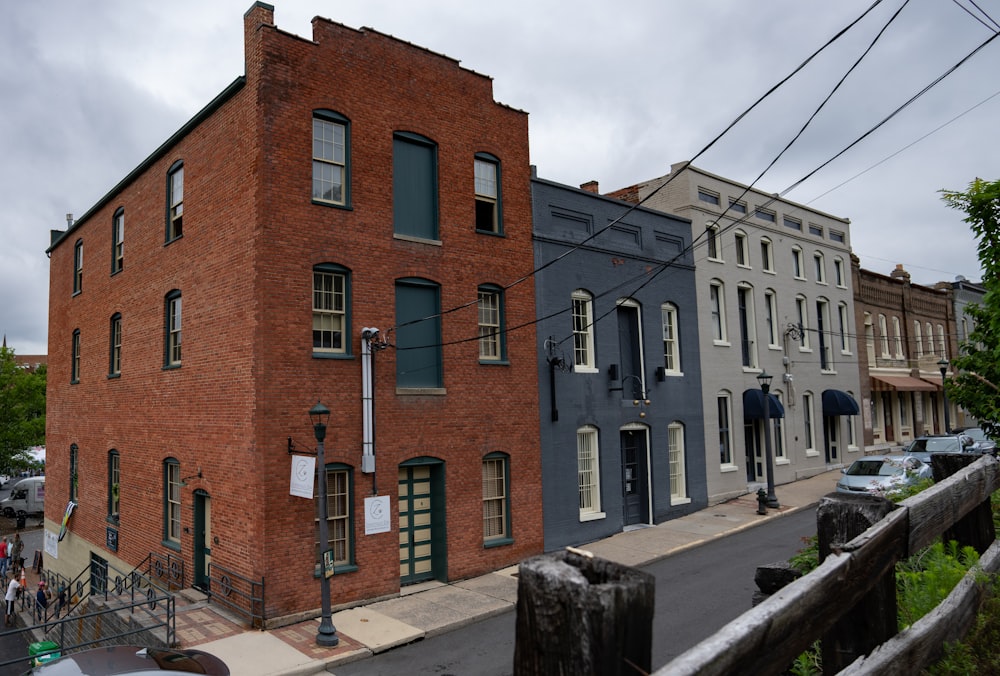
[2,0,998,355]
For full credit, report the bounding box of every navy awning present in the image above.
[822,389,860,416]
[742,389,785,419]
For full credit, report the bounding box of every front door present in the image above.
[824,417,839,463]
[621,428,649,526]
[881,392,895,442]
[193,491,212,590]
[399,462,444,585]
[744,419,763,482]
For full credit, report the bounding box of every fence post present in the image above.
[932,454,996,554]
[513,550,654,676]
[817,492,897,674]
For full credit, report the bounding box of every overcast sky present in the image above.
[2,0,998,356]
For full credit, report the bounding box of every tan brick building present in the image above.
[44,3,542,623]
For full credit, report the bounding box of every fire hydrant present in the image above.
[756,488,768,515]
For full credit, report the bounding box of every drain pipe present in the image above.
[361,328,380,480]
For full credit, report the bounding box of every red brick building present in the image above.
[45,2,542,623]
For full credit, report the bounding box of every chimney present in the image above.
[580,181,599,194]
[890,264,910,282]
[66,213,73,227]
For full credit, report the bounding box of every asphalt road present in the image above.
[329,507,818,676]
[0,479,45,675]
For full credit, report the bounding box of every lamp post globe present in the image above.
[756,371,779,508]
[310,401,339,647]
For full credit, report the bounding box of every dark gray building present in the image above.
[532,172,705,551]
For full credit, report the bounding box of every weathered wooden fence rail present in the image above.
[658,454,1000,675]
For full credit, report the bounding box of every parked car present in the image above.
[0,475,44,517]
[0,474,9,488]
[29,646,229,675]
[950,427,997,455]
[902,434,986,463]
[836,455,933,496]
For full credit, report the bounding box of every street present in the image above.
[329,507,818,675]
[0,478,45,675]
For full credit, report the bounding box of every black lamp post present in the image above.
[938,358,951,434]
[309,401,339,647]
[757,371,779,508]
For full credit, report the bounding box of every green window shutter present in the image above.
[393,135,438,239]
[395,279,442,388]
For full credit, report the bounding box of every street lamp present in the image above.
[756,371,779,508]
[938,358,951,434]
[309,401,339,647]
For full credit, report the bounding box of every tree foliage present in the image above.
[0,345,46,467]
[940,178,1000,436]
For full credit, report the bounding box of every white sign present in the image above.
[44,529,58,559]
[364,495,391,535]
[289,455,316,498]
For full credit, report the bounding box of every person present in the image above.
[0,537,7,578]
[4,576,19,627]
[10,534,23,578]
[35,581,48,621]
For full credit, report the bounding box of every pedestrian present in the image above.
[0,537,8,578]
[4,576,19,626]
[35,581,48,621]
[10,534,23,578]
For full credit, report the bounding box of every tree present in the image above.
[0,345,46,468]
[940,178,1000,437]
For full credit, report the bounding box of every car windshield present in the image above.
[909,438,960,453]
[845,459,904,477]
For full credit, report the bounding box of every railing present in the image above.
[206,562,266,628]
[658,454,1000,675]
[134,550,186,591]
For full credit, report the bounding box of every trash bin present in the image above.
[28,640,61,667]
[15,514,25,529]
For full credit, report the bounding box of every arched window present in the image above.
[572,290,596,371]
[577,426,603,520]
[312,110,350,206]
[313,264,351,356]
[661,303,681,374]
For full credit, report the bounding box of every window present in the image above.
[937,324,947,359]
[803,392,816,453]
[878,314,889,357]
[760,237,774,273]
[69,444,79,502]
[572,290,596,371]
[899,395,909,427]
[661,303,680,374]
[577,426,603,519]
[772,391,786,460]
[864,313,875,363]
[783,216,801,230]
[698,188,720,206]
[166,161,183,241]
[109,313,122,376]
[316,464,353,569]
[734,231,749,267]
[834,258,846,287]
[71,329,81,383]
[892,317,903,358]
[313,265,348,355]
[709,280,727,343]
[668,423,687,501]
[393,132,438,240]
[483,453,511,545]
[796,296,811,349]
[765,290,779,347]
[728,199,747,215]
[809,224,823,237]
[792,247,804,279]
[737,285,757,368]
[926,322,934,356]
[164,459,181,545]
[847,391,859,447]
[108,450,120,522]
[478,285,505,362]
[816,299,832,371]
[813,252,826,283]
[830,230,845,243]
[838,303,851,354]
[718,393,733,465]
[475,154,502,233]
[312,112,348,206]
[706,223,722,261]
[73,239,83,294]
[395,278,442,389]
[112,208,124,274]
[165,291,182,367]
[756,208,776,223]
[914,321,923,357]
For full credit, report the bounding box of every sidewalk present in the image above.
[176,469,843,676]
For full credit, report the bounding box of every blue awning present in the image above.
[742,389,785,419]
[822,389,860,416]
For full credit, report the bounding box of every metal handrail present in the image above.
[206,562,266,628]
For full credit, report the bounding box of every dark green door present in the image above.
[398,462,445,585]
[193,490,211,590]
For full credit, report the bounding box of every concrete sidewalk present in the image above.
[183,469,842,676]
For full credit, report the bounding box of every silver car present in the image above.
[29,646,229,675]
[836,455,932,497]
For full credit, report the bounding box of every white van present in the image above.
[1,476,45,517]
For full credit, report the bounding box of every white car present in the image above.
[0,475,9,488]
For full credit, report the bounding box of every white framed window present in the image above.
[167,162,183,242]
[914,321,924,357]
[718,392,734,466]
[765,289,779,348]
[312,114,347,205]
[477,286,504,361]
[668,422,688,502]
[734,230,749,268]
[878,314,890,357]
[661,303,681,374]
[737,285,758,369]
[937,324,947,359]
[926,322,934,356]
[571,290,597,371]
[164,459,181,544]
[838,303,851,354]
[892,316,903,359]
[482,453,510,543]
[706,223,722,261]
[796,295,811,350]
[710,280,727,344]
[865,313,876,363]
[772,391,786,460]
[834,257,846,288]
[803,392,816,454]
[112,209,124,274]
[73,239,84,294]
[474,155,502,233]
[760,237,774,273]
[792,247,805,279]
[816,299,832,371]
[814,252,826,284]
[165,291,182,367]
[313,267,347,354]
[577,426,604,520]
